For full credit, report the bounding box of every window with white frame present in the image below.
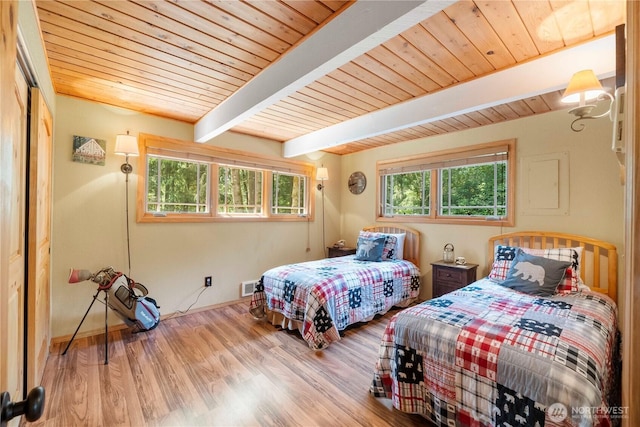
[272,172,307,215]
[218,165,263,215]
[377,139,515,225]
[138,134,314,222]
[382,170,431,216]
[146,156,210,214]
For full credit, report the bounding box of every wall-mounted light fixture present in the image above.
[114,131,139,174]
[316,166,329,256]
[561,69,614,132]
[114,131,139,277]
[316,166,329,190]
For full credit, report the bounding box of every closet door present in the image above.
[0,0,26,420]
[27,88,53,390]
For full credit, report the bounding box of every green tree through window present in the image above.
[272,172,306,215]
[147,156,209,213]
[139,134,314,222]
[377,140,515,225]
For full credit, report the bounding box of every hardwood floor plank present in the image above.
[35,300,429,426]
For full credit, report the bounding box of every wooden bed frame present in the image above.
[362,224,420,267]
[488,231,618,302]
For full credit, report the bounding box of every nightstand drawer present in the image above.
[431,260,479,298]
[434,282,464,297]
[435,267,463,284]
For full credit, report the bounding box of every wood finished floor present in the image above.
[34,300,429,427]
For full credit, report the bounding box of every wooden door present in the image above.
[27,88,53,390]
[0,0,26,422]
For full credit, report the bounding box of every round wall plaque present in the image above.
[348,171,366,195]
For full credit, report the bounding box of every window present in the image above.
[137,134,314,222]
[439,161,506,217]
[377,139,515,226]
[272,172,307,215]
[146,156,209,214]
[382,171,430,216]
[218,166,263,215]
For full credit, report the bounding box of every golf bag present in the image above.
[107,273,160,332]
[69,267,160,332]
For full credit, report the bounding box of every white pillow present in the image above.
[386,233,406,260]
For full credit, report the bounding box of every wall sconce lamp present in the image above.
[316,166,329,256]
[114,131,139,277]
[114,131,139,174]
[316,167,329,190]
[561,69,614,132]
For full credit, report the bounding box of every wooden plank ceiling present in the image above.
[35,0,625,155]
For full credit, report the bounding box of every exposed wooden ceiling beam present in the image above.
[283,35,617,158]
[194,0,455,143]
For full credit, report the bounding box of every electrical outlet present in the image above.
[204,276,212,287]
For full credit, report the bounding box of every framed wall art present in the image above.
[72,135,106,166]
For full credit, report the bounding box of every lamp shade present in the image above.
[114,133,139,156]
[316,167,329,181]
[561,70,605,104]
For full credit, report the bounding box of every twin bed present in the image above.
[250,229,620,426]
[249,225,421,350]
[372,231,619,427]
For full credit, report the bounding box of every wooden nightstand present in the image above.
[431,260,479,298]
[327,247,357,258]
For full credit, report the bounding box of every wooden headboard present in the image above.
[488,231,618,302]
[362,225,420,267]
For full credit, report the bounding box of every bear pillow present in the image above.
[500,249,571,297]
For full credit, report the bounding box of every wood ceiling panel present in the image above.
[351,53,426,98]
[297,86,370,117]
[179,1,291,54]
[305,80,377,113]
[420,12,494,76]
[246,0,322,34]
[550,0,596,45]
[325,68,402,106]
[204,0,306,44]
[37,2,245,89]
[368,41,442,91]
[35,0,624,155]
[511,1,565,53]
[314,75,388,110]
[277,0,337,25]
[91,0,262,76]
[384,36,456,92]
[46,50,227,103]
[400,24,474,82]
[48,58,220,108]
[137,1,281,62]
[475,0,540,61]
[506,99,535,117]
[443,1,515,69]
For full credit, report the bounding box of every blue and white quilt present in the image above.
[250,255,420,349]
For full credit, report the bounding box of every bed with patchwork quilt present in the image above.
[250,225,421,350]
[371,231,620,427]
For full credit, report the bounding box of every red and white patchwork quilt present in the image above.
[250,255,420,349]
[371,278,620,427]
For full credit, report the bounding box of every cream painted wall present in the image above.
[51,96,340,338]
[340,109,625,300]
[48,89,624,336]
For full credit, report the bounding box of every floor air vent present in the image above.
[241,280,259,297]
